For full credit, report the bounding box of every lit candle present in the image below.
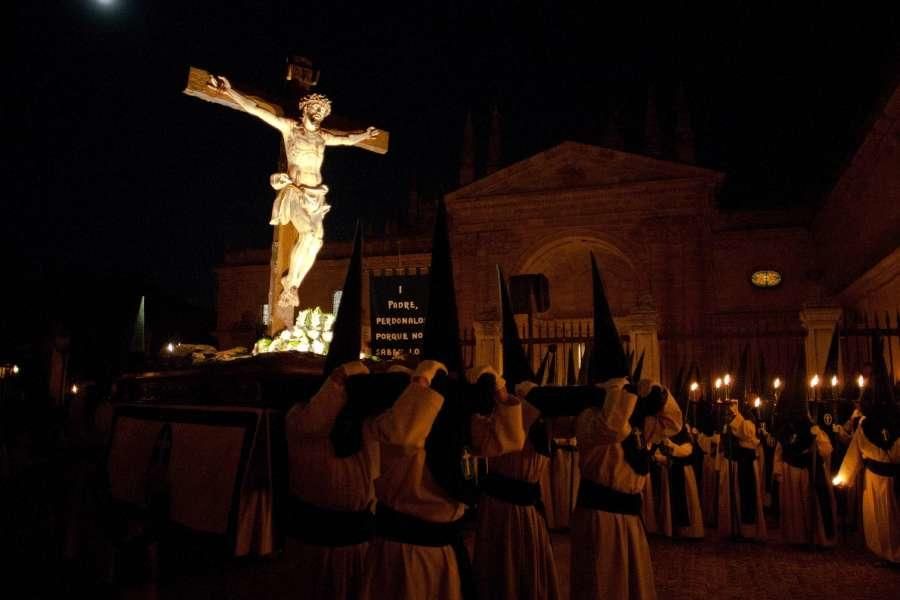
[857,374,865,388]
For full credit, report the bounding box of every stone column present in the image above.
[800,306,842,377]
[473,320,502,371]
[622,309,661,383]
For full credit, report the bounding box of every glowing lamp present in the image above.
[832,475,843,487]
[12,365,19,374]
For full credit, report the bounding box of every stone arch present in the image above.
[513,230,652,320]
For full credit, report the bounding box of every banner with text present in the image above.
[369,271,429,360]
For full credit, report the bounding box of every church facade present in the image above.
[216,86,899,388]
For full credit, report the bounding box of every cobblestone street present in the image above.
[117,528,900,600]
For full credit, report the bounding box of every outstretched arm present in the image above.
[208,75,290,132]
[322,127,381,146]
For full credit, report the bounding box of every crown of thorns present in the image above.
[299,93,332,117]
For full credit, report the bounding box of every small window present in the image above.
[332,290,343,315]
[750,270,782,288]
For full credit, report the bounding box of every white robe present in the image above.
[570,380,683,600]
[835,421,900,562]
[472,400,560,600]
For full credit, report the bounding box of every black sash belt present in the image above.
[576,478,642,516]
[375,504,474,600]
[481,474,542,507]
[284,496,375,547]
[722,437,759,525]
[669,456,693,528]
[864,459,900,498]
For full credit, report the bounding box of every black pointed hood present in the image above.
[498,266,535,390]
[588,252,628,383]
[323,223,363,376]
[737,344,751,402]
[566,346,577,385]
[536,348,552,385]
[776,347,809,431]
[861,334,900,450]
[631,350,646,383]
[823,325,840,380]
[422,200,463,374]
[547,345,558,384]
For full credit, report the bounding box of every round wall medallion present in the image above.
[750,270,782,288]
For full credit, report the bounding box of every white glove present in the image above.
[413,360,447,385]
[340,361,369,378]
[465,365,506,391]
[515,381,539,399]
[387,364,414,376]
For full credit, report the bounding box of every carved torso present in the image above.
[283,122,326,187]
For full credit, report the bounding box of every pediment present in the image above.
[448,142,723,198]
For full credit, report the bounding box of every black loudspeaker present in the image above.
[509,274,551,314]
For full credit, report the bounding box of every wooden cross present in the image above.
[183,59,389,334]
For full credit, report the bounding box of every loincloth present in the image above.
[269,173,330,236]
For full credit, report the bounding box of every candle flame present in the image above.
[857,375,865,388]
[71,384,79,394]
[723,374,732,386]
[773,377,782,390]
[754,397,762,408]
[830,375,838,388]
[714,378,723,389]
[832,475,843,487]
[810,374,820,388]
[166,342,175,353]
[690,382,699,392]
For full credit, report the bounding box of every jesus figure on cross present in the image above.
[208,74,380,308]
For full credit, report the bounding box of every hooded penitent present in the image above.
[776,347,835,540]
[323,222,363,377]
[861,335,900,451]
[587,252,629,384]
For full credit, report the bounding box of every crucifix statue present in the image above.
[184,59,388,331]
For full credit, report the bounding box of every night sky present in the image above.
[7,1,898,320]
